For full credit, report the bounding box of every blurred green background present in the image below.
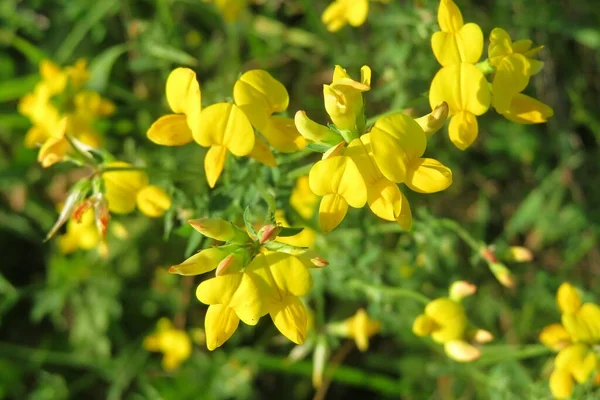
[1,0,600,398]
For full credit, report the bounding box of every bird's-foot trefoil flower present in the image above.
[144,318,192,371]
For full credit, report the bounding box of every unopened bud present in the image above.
[188,218,236,241]
[489,262,515,288]
[258,224,279,244]
[449,281,477,300]
[216,254,235,276]
[506,246,533,263]
[473,329,494,344]
[415,102,449,137]
[444,340,481,362]
[310,256,329,268]
[480,247,498,263]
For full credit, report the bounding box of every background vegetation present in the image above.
[1,0,599,398]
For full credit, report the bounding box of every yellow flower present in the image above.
[233,69,305,153]
[549,344,597,399]
[136,185,172,218]
[341,308,381,351]
[539,323,571,352]
[58,208,102,254]
[147,68,201,146]
[556,283,600,344]
[102,162,149,214]
[429,63,491,150]
[412,297,484,362]
[323,65,371,133]
[322,0,369,32]
[290,176,318,220]
[431,0,483,66]
[309,155,367,232]
[205,0,247,23]
[488,28,553,123]
[143,318,192,371]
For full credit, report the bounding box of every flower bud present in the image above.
[473,329,494,344]
[444,340,481,362]
[188,218,236,241]
[506,246,533,262]
[103,162,149,214]
[449,281,477,300]
[489,262,515,288]
[258,224,280,244]
[215,254,235,276]
[136,185,172,218]
[415,102,449,137]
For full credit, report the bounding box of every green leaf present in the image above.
[143,43,199,66]
[88,44,128,92]
[277,226,304,237]
[243,206,257,239]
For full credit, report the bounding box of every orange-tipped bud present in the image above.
[188,218,236,241]
[216,254,235,276]
[444,340,481,362]
[310,256,329,268]
[258,224,279,244]
[481,247,498,263]
[473,329,494,344]
[449,281,477,300]
[72,199,93,223]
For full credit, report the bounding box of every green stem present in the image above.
[347,279,430,305]
[234,348,405,396]
[476,344,552,366]
[438,218,485,252]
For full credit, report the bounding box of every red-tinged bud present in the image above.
[188,218,236,241]
[310,256,329,268]
[258,224,279,244]
[93,195,110,237]
[507,246,533,263]
[72,199,92,223]
[480,247,498,263]
[216,254,235,276]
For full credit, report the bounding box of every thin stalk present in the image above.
[347,279,430,305]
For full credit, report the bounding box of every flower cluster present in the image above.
[295,65,452,232]
[19,59,115,167]
[412,281,493,362]
[168,212,326,350]
[539,283,600,398]
[428,0,553,149]
[147,68,303,188]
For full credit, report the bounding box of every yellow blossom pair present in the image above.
[169,216,324,350]
[296,65,452,232]
[19,59,114,166]
[412,281,492,362]
[428,0,553,150]
[144,318,192,370]
[539,283,600,398]
[102,161,171,218]
[147,68,303,187]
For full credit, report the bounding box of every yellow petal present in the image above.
[147,114,194,146]
[344,135,382,185]
[370,112,426,183]
[136,185,172,217]
[431,23,483,66]
[395,191,412,230]
[425,297,467,343]
[413,314,435,337]
[204,145,227,188]
[294,111,339,144]
[429,63,491,116]
[579,303,600,343]
[321,2,347,32]
[194,103,255,156]
[367,178,403,221]
[270,296,308,344]
[169,247,229,276]
[500,93,553,124]
[166,67,201,115]
[360,65,371,87]
[261,116,306,153]
[38,137,70,168]
[196,272,244,305]
[205,305,240,351]
[188,218,237,241]
[492,54,532,113]
[290,176,318,220]
[488,27,514,66]
[557,283,581,315]
[323,84,363,131]
[444,340,481,362]
[249,135,277,167]
[437,0,463,32]
[309,156,367,208]
[448,111,478,150]
[549,368,574,399]
[415,102,449,137]
[405,157,453,194]
[262,253,312,297]
[346,0,369,27]
[539,323,571,351]
[103,162,149,214]
[233,69,289,130]
[318,194,348,232]
[24,126,49,148]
